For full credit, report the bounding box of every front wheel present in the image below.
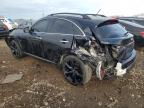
[9,40,24,58]
[62,55,92,86]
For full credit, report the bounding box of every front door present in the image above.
[29,19,49,57]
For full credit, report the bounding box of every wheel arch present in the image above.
[6,37,22,50]
[59,49,90,66]
[59,52,77,66]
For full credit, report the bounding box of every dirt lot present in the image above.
[0,39,144,108]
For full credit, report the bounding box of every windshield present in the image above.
[96,23,127,38]
[8,18,15,23]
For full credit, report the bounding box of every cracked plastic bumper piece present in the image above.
[115,62,127,76]
[115,50,136,76]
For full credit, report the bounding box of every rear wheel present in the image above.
[62,55,92,85]
[9,40,24,58]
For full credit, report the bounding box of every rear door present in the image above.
[41,18,84,63]
[20,19,49,57]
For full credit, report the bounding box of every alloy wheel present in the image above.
[10,41,21,57]
[63,59,83,85]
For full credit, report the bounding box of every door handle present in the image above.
[60,40,69,43]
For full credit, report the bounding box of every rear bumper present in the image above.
[114,50,136,77]
[121,50,136,70]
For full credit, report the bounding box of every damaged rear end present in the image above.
[71,19,136,80]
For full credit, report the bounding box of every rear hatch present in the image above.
[94,19,134,60]
[95,19,134,45]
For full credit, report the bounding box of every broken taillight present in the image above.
[140,32,144,38]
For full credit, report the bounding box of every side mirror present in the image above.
[23,27,30,33]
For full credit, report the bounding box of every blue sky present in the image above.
[0,0,144,19]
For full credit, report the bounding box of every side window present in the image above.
[49,19,83,35]
[32,19,48,32]
[49,19,73,34]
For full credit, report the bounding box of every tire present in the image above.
[62,55,92,86]
[9,40,24,58]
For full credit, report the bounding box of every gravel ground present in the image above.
[0,39,144,108]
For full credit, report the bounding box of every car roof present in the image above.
[50,13,106,18]
[46,13,116,28]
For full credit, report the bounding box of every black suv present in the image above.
[5,13,136,85]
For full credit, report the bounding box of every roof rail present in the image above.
[49,13,90,19]
[84,14,106,17]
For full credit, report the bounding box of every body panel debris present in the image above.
[0,73,23,84]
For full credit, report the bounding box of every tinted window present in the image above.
[8,19,14,24]
[96,23,127,38]
[49,19,73,34]
[49,19,83,35]
[33,19,48,32]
